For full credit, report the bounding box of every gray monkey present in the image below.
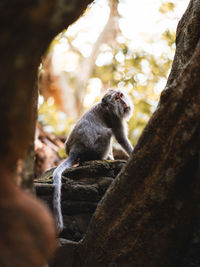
[53,89,133,233]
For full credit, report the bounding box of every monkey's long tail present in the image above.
[53,153,77,233]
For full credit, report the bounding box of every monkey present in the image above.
[53,89,133,233]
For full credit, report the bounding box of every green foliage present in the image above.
[38,0,177,147]
[38,97,75,135]
[159,2,175,14]
[162,30,176,47]
[38,99,59,132]
[92,40,173,144]
[58,148,67,158]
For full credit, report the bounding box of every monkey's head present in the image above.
[102,89,133,119]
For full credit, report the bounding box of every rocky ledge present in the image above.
[35,160,126,242]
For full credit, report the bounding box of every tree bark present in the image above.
[0,1,94,266]
[51,0,200,266]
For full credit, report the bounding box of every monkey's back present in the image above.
[65,103,112,161]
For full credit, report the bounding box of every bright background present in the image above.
[38,0,189,146]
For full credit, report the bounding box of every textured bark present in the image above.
[0,1,94,266]
[167,0,200,87]
[35,160,126,242]
[51,0,200,266]
[0,0,94,181]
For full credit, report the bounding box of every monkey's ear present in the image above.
[101,95,108,106]
[101,89,114,106]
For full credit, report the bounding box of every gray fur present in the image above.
[53,89,133,232]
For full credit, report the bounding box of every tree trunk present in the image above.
[0,1,94,266]
[51,0,200,266]
[74,0,120,116]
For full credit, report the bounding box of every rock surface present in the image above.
[35,160,126,241]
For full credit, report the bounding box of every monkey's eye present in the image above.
[115,93,120,99]
[119,93,123,98]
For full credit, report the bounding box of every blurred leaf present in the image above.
[159,2,175,14]
[38,0,177,147]
[58,148,67,158]
[162,29,176,46]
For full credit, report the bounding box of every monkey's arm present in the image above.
[113,126,133,156]
[105,137,113,160]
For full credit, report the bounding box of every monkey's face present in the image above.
[114,91,129,111]
[102,89,133,119]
